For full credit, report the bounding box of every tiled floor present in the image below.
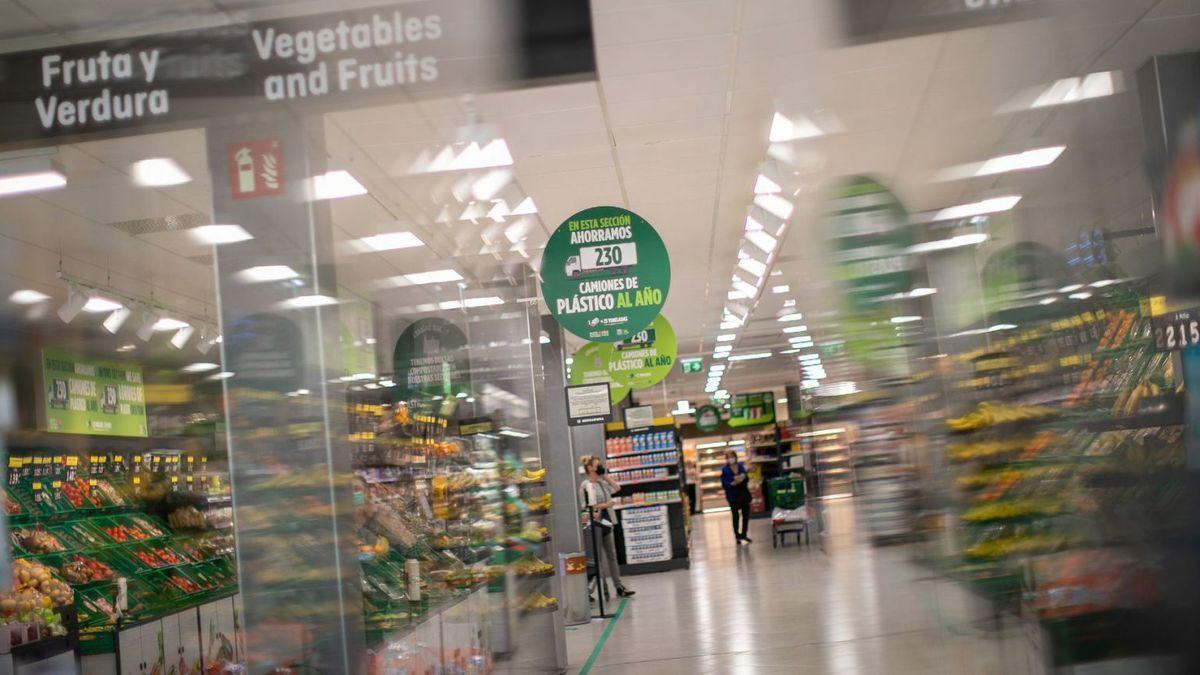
[566,500,1032,674]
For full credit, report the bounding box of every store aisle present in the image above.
[568,502,1028,674]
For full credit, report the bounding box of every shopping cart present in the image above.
[767,477,809,548]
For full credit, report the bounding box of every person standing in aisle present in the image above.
[721,449,753,544]
[578,455,636,598]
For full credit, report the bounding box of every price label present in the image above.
[171,476,178,484]
[66,457,78,467]
[89,479,98,487]
[8,457,22,468]
[132,477,141,485]
[32,482,41,490]
[187,456,194,463]
[51,481,61,488]
[1152,307,1200,352]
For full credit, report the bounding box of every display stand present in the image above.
[603,423,690,575]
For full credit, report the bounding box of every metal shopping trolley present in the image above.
[767,477,810,547]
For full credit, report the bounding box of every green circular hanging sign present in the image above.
[606,314,677,390]
[540,206,671,343]
[827,176,914,312]
[694,405,721,433]
[567,342,630,405]
[393,318,470,398]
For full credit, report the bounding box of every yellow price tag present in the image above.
[88,479,98,487]
[132,477,141,485]
[32,482,41,490]
[187,456,194,463]
[66,457,78,467]
[171,476,178,484]
[114,455,123,462]
[186,475,194,483]
[132,456,141,463]
[8,457,21,468]
[53,456,63,464]
[51,481,61,489]
[1150,295,1168,317]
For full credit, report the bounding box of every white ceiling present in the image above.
[0,0,1197,404]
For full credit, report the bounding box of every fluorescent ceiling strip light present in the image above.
[403,269,463,285]
[908,233,989,254]
[82,296,123,313]
[934,146,1065,182]
[777,312,803,322]
[311,170,367,200]
[238,265,299,283]
[782,325,808,334]
[771,284,789,294]
[769,112,823,142]
[745,230,777,255]
[753,173,781,195]
[190,225,252,245]
[727,352,772,361]
[696,441,727,449]
[283,294,339,308]
[754,194,794,220]
[890,316,922,324]
[737,256,768,278]
[1030,71,1118,109]
[9,289,50,304]
[360,231,424,251]
[931,196,1021,222]
[130,158,191,187]
[0,170,66,197]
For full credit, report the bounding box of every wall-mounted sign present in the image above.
[680,358,703,374]
[457,417,494,436]
[228,139,284,200]
[541,206,670,342]
[568,341,629,404]
[623,406,654,431]
[393,318,469,398]
[566,383,612,426]
[42,350,147,437]
[728,391,775,428]
[606,314,676,390]
[0,0,595,146]
[694,404,721,433]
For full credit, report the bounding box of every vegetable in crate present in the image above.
[169,506,207,530]
[12,527,65,553]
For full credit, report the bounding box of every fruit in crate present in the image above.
[946,402,1055,432]
[152,547,185,565]
[524,494,552,511]
[10,559,72,607]
[12,528,65,554]
[519,467,546,483]
[3,492,20,515]
[518,524,549,541]
[61,478,101,509]
[519,592,558,612]
[60,555,114,584]
[169,506,207,530]
[512,556,553,577]
[103,524,147,542]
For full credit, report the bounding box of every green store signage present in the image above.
[828,176,914,312]
[568,342,630,405]
[42,349,147,437]
[606,314,676,390]
[393,318,469,399]
[540,206,670,342]
[694,404,721,433]
[728,391,775,428]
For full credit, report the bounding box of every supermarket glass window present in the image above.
[0,1,593,672]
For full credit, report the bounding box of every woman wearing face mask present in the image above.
[720,449,753,545]
[578,455,635,598]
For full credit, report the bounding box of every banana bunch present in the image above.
[519,592,558,612]
[964,534,1069,559]
[512,556,554,576]
[947,438,1027,462]
[519,523,549,541]
[946,402,1056,432]
[1113,381,1164,417]
[961,499,1061,523]
[519,467,547,483]
[525,494,552,511]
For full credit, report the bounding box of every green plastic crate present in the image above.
[767,476,806,509]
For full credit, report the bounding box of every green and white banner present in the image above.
[540,205,670,342]
[393,318,469,399]
[728,391,775,428]
[567,342,629,405]
[42,349,147,437]
[606,314,676,390]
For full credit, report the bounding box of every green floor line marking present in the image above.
[578,598,628,675]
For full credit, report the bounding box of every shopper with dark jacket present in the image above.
[720,449,753,544]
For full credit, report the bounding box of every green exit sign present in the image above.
[680,358,703,374]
